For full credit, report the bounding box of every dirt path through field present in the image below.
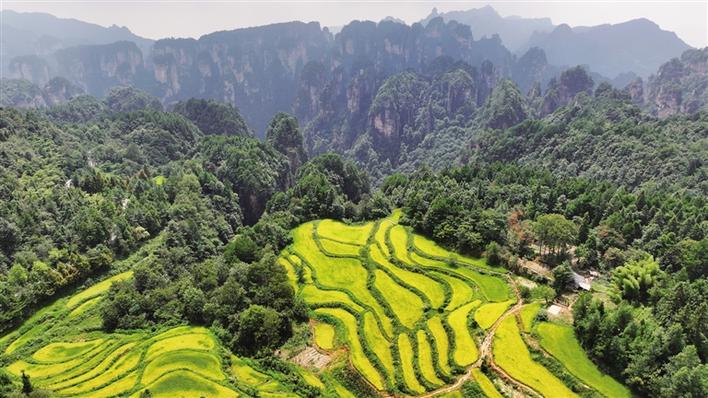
[418,276,542,398]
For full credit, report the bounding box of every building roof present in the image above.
[572,271,592,291]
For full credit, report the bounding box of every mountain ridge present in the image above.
[0,10,153,74]
[523,17,691,78]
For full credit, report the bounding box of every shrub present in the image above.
[225,235,261,264]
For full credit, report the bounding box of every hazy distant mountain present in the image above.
[424,6,692,80]
[0,10,152,73]
[421,6,554,51]
[524,18,692,78]
[381,16,406,25]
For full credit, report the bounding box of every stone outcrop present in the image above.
[54,41,147,96]
[646,48,708,117]
[0,77,84,108]
[8,55,51,87]
[541,66,594,115]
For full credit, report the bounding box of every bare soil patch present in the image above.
[290,346,332,370]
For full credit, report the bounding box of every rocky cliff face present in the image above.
[1,10,153,76]
[8,17,523,136]
[512,47,558,94]
[8,40,149,99]
[646,48,708,118]
[8,55,51,87]
[480,79,529,130]
[42,77,85,106]
[292,61,327,121]
[265,112,308,182]
[0,79,47,108]
[11,16,647,150]
[150,38,197,98]
[301,18,514,157]
[149,22,331,135]
[337,60,503,168]
[541,66,595,115]
[624,77,644,105]
[54,41,148,96]
[367,72,428,162]
[431,68,477,116]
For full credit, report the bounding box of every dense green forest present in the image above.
[0,86,381,342]
[297,57,708,191]
[472,84,707,194]
[1,56,706,397]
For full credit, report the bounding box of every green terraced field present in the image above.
[369,244,446,308]
[373,269,424,328]
[537,322,631,398]
[133,370,238,398]
[426,316,452,375]
[493,317,578,398]
[398,333,426,394]
[448,300,481,367]
[416,330,444,386]
[411,235,503,273]
[65,271,133,308]
[319,238,362,257]
[520,302,542,332]
[362,312,395,382]
[285,213,514,395]
[317,219,373,245]
[474,300,513,330]
[313,322,336,351]
[0,272,244,398]
[471,368,503,398]
[314,308,385,390]
[0,268,346,398]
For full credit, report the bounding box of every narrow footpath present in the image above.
[418,276,541,398]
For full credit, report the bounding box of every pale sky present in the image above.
[3,1,707,48]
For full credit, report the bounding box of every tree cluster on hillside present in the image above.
[387,163,705,266]
[173,98,252,137]
[472,83,708,194]
[573,270,707,397]
[0,89,376,356]
[99,150,379,355]
[304,59,706,194]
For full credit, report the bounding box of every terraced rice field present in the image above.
[537,322,631,398]
[282,212,627,397]
[493,316,578,397]
[471,368,503,398]
[283,212,514,395]
[519,302,542,332]
[0,271,349,398]
[474,300,513,330]
[3,278,220,397]
[1,213,631,398]
[0,272,243,398]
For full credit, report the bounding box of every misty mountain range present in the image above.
[0,5,702,136]
[424,5,691,78]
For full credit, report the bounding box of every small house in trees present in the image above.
[572,271,591,291]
